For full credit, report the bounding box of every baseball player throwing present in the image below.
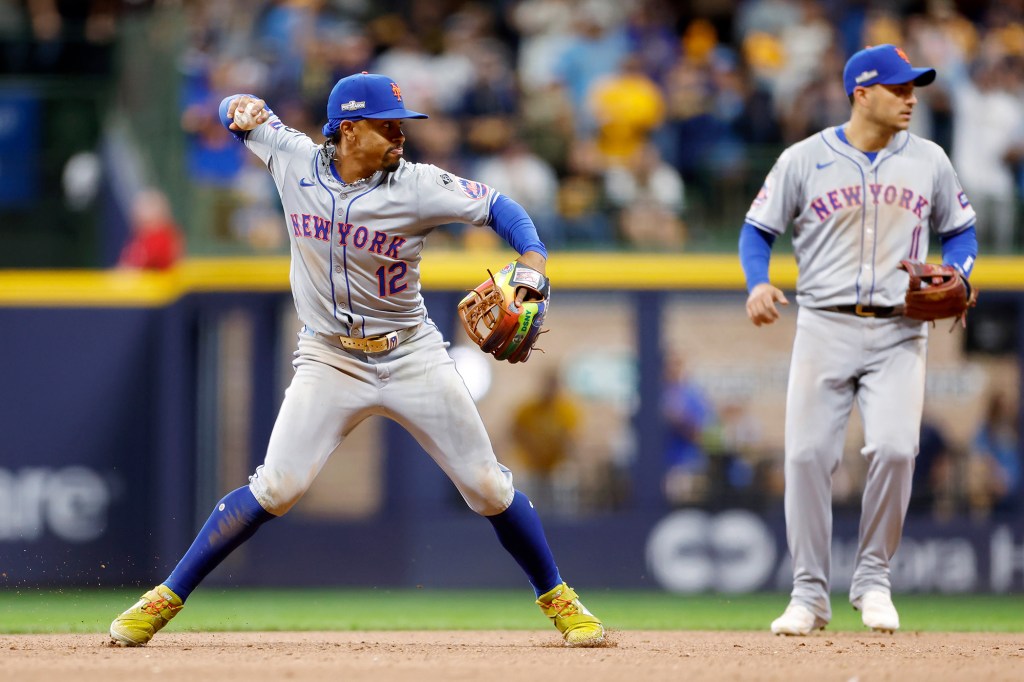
[739,45,978,635]
[109,72,604,648]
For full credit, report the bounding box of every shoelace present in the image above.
[141,596,179,616]
[547,594,580,618]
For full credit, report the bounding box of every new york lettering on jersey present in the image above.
[808,184,929,221]
[287,213,409,258]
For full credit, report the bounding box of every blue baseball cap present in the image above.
[322,72,428,137]
[842,44,936,96]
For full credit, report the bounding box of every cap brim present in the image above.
[911,68,936,87]
[880,66,936,88]
[322,106,429,136]
[362,107,429,120]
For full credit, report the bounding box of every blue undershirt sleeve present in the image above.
[738,221,776,292]
[940,225,978,278]
[488,195,548,258]
[219,95,248,140]
[219,94,270,140]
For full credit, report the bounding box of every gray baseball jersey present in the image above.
[244,116,501,338]
[240,112,516,519]
[747,126,975,623]
[747,127,976,307]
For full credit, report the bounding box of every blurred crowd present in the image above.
[168,0,1024,253]
[5,0,1024,255]
[912,390,1023,520]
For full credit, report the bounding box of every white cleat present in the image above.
[770,603,828,636]
[856,590,900,633]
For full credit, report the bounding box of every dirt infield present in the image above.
[4,631,1022,682]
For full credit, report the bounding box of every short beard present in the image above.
[382,152,401,173]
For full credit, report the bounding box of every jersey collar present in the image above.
[831,124,909,165]
[317,145,386,188]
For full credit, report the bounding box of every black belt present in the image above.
[820,304,905,318]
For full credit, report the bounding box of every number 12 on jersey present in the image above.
[376,262,408,296]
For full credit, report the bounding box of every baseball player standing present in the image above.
[739,45,978,635]
[109,72,604,648]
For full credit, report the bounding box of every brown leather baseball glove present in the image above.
[456,261,550,364]
[898,259,978,325]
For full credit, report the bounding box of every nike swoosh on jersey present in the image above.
[815,160,836,170]
[299,178,316,187]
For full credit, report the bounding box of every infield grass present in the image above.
[2,589,1024,634]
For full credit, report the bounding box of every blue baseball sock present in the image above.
[486,490,562,597]
[164,486,275,601]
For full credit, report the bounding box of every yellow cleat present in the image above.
[109,584,183,647]
[536,582,605,647]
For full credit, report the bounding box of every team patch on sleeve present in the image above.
[957,191,970,209]
[457,178,490,200]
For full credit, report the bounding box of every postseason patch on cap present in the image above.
[854,69,879,84]
[341,100,366,112]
